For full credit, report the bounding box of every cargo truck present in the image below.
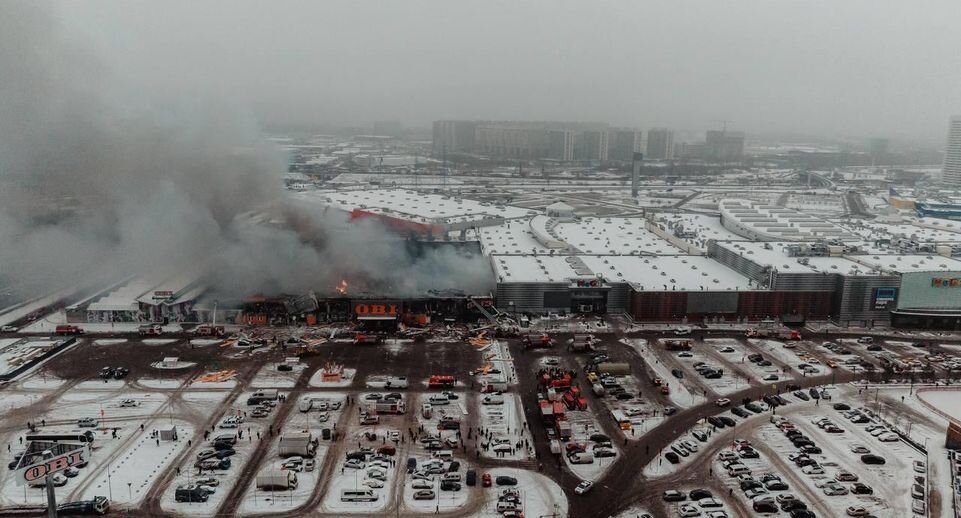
[278,432,316,458]
[257,469,298,490]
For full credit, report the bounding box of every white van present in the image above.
[428,394,450,405]
[482,394,504,405]
[341,489,378,502]
[441,472,461,482]
[727,464,750,476]
[431,450,454,460]
[421,403,433,419]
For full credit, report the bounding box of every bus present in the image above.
[341,489,378,502]
[611,410,632,431]
[26,430,95,445]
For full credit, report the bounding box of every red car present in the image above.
[482,472,492,487]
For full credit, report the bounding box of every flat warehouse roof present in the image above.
[492,254,753,290]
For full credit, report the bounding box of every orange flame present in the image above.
[335,279,348,295]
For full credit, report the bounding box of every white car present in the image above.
[0,326,17,333]
[678,504,701,517]
[715,398,730,407]
[317,412,330,423]
[574,481,593,495]
[119,399,138,408]
[364,479,385,488]
[877,432,899,442]
[801,465,824,475]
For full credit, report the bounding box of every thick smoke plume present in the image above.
[0,2,493,301]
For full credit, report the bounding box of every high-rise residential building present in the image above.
[431,120,477,156]
[944,116,961,186]
[607,128,642,161]
[431,120,608,161]
[705,130,745,161]
[646,128,675,159]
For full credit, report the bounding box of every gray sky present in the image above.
[53,0,961,141]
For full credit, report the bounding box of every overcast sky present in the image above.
[51,1,961,142]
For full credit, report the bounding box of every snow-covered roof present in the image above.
[854,254,961,274]
[718,198,859,242]
[713,241,883,276]
[294,189,537,226]
[491,254,753,291]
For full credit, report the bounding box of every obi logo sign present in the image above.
[353,303,398,316]
[931,278,961,288]
[18,449,85,485]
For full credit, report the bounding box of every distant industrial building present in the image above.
[646,128,675,159]
[944,116,961,186]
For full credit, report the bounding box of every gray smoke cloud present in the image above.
[0,2,493,302]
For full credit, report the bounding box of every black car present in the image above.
[664,452,680,464]
[671,369,684,379]
[867,344,882,351]
[793,391,810,401]
[688,488,712,500]
[744,403,763,413]
[753,500,778,513]
[731,407,750,418]
[739,448,760,459]
[808,388,820,399]
[663,406,678,416]
[862,454,886,465]
[762,395,779,407]
[800,445,822,454]
[765,480,788,491]
[440,481,461,491]
[740,480,762,491]
[495,476,517,486]
[215,448,235,459]
[99,367,113,379]
[662,490,687,502]
[406,457,416,472]
[781,500,808,512]
[707,416,726,428]
[833,403,851,411]
[465,469,476,486]
[790,510,816,518]
[112,367,129,380]
[851,482,873,494]
[719,416,737,427]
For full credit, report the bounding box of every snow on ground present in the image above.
[159,392,268,516]
[561,407,619,482]
[308,367,356,388]
[478,393,534,462]
[705,338,789,384]
[749,338,830,376]
[673,345,746,396]
[250,362,306,389]
[17,373,66,390]
[188,339,223,347]
[151,360,196,370]
[237,393,345,514]
[917,389,961,422]
[20,312,184,334]
[94,339,128,346]
[0,389,181,508]
[320,392,406,514]
[471,468,568,518]
[76,379,126,390]
[622,338,700,408]
[572,355,666,441]
[0,339,64,378]
[138,378,185,389]
[744,398,921,518]
[76,420,195,505]
[142,339,178,346]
